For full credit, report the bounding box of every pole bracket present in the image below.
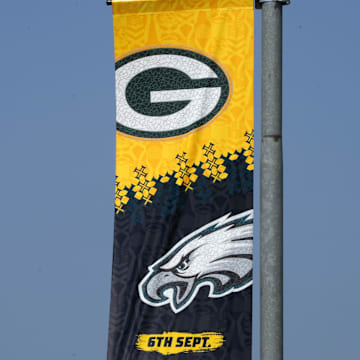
[106,0,112,6]
[255,0,290,9]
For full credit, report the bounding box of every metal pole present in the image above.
[256,0,289,360]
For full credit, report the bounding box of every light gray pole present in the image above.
[256,0,289,360]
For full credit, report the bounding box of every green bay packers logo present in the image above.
[115,48,231,139]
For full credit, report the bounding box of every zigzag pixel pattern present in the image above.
[115,130,254,214]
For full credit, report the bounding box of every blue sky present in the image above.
[1,0,359,359]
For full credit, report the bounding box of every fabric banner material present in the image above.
[108,0,254,359]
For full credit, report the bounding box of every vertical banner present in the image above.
[108,0,254,359]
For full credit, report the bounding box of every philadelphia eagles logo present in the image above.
[138,210,253,313]
[115,47,231,139]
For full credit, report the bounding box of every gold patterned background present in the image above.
[112,0,254,200]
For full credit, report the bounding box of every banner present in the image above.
[108,0,254,359]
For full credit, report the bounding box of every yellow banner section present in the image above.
[136,332,224,355]
[112,0,253,195]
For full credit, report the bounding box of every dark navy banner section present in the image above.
[108,153,253,359]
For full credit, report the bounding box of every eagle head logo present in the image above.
[138,209,253,313]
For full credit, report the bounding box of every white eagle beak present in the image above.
[144,270,195,307]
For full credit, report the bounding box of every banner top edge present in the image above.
[112,0,254,15]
